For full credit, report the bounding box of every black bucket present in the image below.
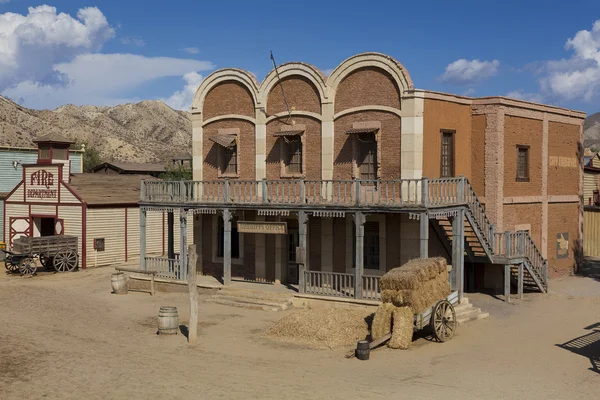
[355,340,370,360]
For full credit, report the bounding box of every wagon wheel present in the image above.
[53,251,78,272]
[5,259,19,273]
[39,254,52,268]
[430,300,457,342]
[19,258,37,276]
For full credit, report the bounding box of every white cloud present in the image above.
[506,90,545,104]
[440,59,500,85]
[120,36,145,47]
[462,88,476,96]
[3,54,213,109]
[182,47,199,54]
[0,5,115,91]
[0,0,12,3]
[163,71,204,110]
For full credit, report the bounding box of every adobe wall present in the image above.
[471,114,486,196]
[548,121,580,196]
[203,81,255,120]
[334,67,401,113]
[503,115,543,197]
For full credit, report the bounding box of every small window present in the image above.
[53,148,68,160]
[217,217,240,259]
[221,145,237,176]
[39,145,51,160]
[517,145,530,182]
[285,136,303,175]
[440,131,455,178]
[358,133,377,180]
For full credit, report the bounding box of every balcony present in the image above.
[140,177,469,210]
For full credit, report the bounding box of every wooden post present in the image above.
[167,212,175,260]
[505,231,511,258]
[298,211,308,293]
[420,212,429,259]
[140,208,147,270]
[261,178,268,203]
[354,211,365,300]
[187,244,199,345]
[451,208,465,301]
[179,209,187,281]
[518,263,524,300]
[223,209,232,285]
[504,264,511,303]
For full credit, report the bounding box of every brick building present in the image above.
[139,52,585,299]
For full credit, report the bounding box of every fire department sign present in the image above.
[26,169,58,201]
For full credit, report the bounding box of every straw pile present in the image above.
[264,308,372,349]
[380,257,450,314]
[371,303,395,340]
[388,307,413,349]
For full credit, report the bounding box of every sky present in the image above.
[1,0,600,115]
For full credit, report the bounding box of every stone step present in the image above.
[453,298,489,325]
[207,294,292,310]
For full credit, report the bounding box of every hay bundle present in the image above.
[371,303,396,340]
[388,307,413,349]
[380,257,450,314]
[264,308,372,349]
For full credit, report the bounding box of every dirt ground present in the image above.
[1,265,599,400]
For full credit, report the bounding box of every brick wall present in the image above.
[503,115,543,197]
[547,203,579,276]
[422,99,472,179]
[202,119,256,180]
[203,81,255,120]
[471,114,486,196]
[548,121,581,196]
[335,67,401,113]
[267,76,321,115]
[503,203,543,250]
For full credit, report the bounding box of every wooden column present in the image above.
[140,208,147,270]
[167,211,175,260]
[354,212,365,300]
[504,264,511,303]
[518,263,524,300]
[179,209,187,281]
[298,211,308,293]
[451,208,465,301]
[420,212,429,259]
[223,209,232,285]
[187,244,198,345]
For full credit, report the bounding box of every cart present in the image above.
[6,235,79,276]
[347,290,459,358]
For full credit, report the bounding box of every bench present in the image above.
[115,267,158,296]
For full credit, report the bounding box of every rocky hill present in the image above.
[585,112,600,148]
[0,95,191,163]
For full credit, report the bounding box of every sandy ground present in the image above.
[1,265,599,400]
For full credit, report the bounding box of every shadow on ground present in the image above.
[579,258,600,281]
[556,323,600,374]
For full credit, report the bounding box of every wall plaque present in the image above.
[237,221,288,235]
[556,233,569,259]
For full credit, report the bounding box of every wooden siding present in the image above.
[0,200,3,244]
[584,171,600,205]
[24,165,61,204]
[0,150,38,193]
[146,212,163,258]
[58,206,83,268]
[30,205,56,215]
[8,183,24,202]
[86,208,126,267]
[584,208,600,257]
[71,154,83,174]
[127,209,141,259]
[59,182,81,204]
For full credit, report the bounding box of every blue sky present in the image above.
[1,0,600,114]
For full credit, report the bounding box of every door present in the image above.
[287,229,299,284]
[40,218,55,236]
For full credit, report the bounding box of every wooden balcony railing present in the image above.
[140,177,470,209]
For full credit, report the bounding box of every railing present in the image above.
[493,231,547,288]
[142,178,455,208]
[463,180,495,251]
[303,270,381,300]
[144,255,182,280]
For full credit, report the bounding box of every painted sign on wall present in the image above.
[26,168,59,202]
[556,233,569,259]
[237,221,288,234]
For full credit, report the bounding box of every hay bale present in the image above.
[264,308,372,349]
[380,257,448,291]
[371,303,396,340]
[400,277,451,314]
[381,289,405,307]
[388,307,413,349]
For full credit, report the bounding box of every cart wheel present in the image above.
[5,260,19,273]
[19,258,37,276]
[53,251,78,272]
[39,254,52,268]
[430,300,457,342]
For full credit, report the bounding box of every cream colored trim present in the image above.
[193,69,259,111]
[211,214,244,266]
[265,110,323,123]
[191,112,203,181]
[473,97,586,119]
[333,105,402,120]
[414,89,473,105]
[547,195,581,203]
[400,92,424,179]
[202,114,256,126]
[255,111,267,181]
[504,196,543,204]
[321,102,334,181]
[259,62,328,106]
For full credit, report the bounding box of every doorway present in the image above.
[287,229,299,284]
[40,218,55,236]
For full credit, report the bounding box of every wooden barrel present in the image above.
[111,273,128,295]
[355,340,370,360]
[157,306,179,335]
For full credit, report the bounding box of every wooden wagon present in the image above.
[5,235,79,275]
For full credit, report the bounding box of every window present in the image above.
[217,217,240,259]
[516,145,530,182]
[358,133,377,180]
[440,131,455,178]
[39,145,51,160]
[221,145,237,176]
[285,136,303,175]
[352,221,380,270]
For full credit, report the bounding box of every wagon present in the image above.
[5,235,79,276]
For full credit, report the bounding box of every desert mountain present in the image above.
[584,112,600,148]
[0,95,191,164]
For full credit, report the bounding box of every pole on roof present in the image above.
[270,51,293,125]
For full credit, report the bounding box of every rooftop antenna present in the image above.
[270,50,293,125]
